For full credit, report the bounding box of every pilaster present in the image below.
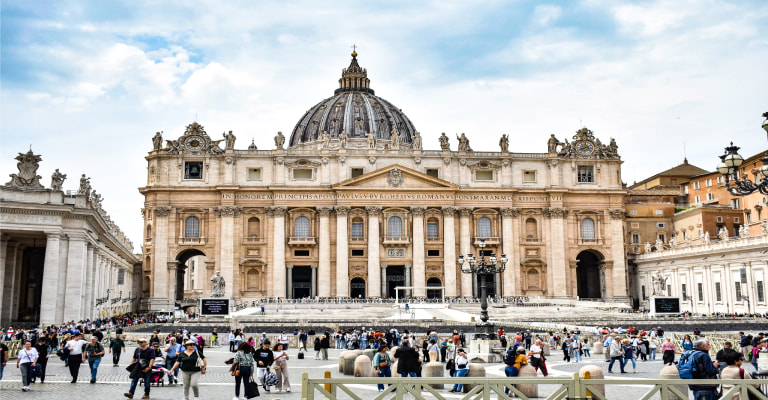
[64,236,88,321]
[152,206,172,305]
[271,206,287,298]
[411,207,426,297]
[334,206,350,297]
[459,207,472,297]
[367,206,381,297]
[442,207,457,297]
[318,207,332,297]
[216,205,241,298]
[500,208,517,296]
[544,207,568,297]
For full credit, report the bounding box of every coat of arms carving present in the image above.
[387,168,404,187]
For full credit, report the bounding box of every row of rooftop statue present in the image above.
[150,123,620,159]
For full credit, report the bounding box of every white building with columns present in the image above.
[0,150,139,326]
[139,52,630,312]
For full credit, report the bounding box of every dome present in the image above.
[288,52,418,148]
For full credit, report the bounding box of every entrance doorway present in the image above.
[426,278,442,299]
[292,266,312,299]
[385,265,405,299]
[18,247,45,321]
[576,250,602,299]
[350,278,366,299]
[176,249,206,301]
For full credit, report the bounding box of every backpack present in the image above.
[504,348,516,365]
[677,350,699,379]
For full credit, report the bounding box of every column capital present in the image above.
[458,207,473,217]
[334,206,350,216]
[609,208,626,219]
[287,265,294,270]
[543,207,568,218]
[366,206,381,216]
[215,205,241,217]
[411,207,426,216]
[45,232,62,240]
[501,207,520,217]
[317,207,333,217]
[311,265,318,269]
[442,206,456,216]
[269,206,287,217]
[154,206,173,217]
[167,261,178,270]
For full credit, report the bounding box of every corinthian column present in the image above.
[40,232,61,325]
[153,206,172,305]
[442,207,457,297]
[217,205,240,298]
[545,207,568,297]
[271,207,287,298]
[459,208,473,297]
[501,208,518,297]
[335,206,350,297]
[367,206,381,297]
[412,207,426,297]
[317,207,332,297]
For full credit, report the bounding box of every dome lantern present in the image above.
[336,51,373,94]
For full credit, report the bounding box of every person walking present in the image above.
[229,331,236,352]
[681,338,720,400]
[681,335,694,351]
[298,329,308,352]
[253,340,274,393]
[211,328,219,347]
[84,336,105,383]
[448,349,470,393]
[169,340,206,400]
[124,338,155,399]
[272,342,291,393]
[232,342,255,400]
[372,344,392,392]
[16,341,39,392]
[622,339,637,373]
[427,339,439,362]
[608,336,625,373]
[164,337,182,385]
[65,333,87,383]
[661,337,676,365]
[110,334,126,366]
[648,337,657,360]
[33,337,50,383]
[582,338,591,358]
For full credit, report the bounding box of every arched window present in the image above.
[247,217,261,237]
[525,218,537,239]
[294,216,310,237]
[185,216,200,238]
[478,217,492,238]
[581,218,596,239]
[388,216,403,237]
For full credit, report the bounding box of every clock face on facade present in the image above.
[575,140,595,156]
[185,136,204,151]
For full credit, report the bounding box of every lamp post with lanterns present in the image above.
[457,238,508,339]
[716,112,768,196]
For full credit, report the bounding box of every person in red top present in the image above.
[497,328,505,337]
[452,331,460,347]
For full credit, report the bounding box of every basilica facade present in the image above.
[139,53,629,312]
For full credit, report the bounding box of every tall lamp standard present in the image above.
[716,112,768,196]
[457,239,508,339]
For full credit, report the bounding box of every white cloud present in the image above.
[533,4,562,26]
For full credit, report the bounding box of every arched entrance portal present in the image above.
[175,249,206,301]
[576,250,603,299]
[350,278,366,299]
[426,278,442,299]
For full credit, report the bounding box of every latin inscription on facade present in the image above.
[221,192,562,202]
[387,248,406,257]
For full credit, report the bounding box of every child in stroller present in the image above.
[140,357,169,386]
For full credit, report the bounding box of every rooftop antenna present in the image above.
[683,142,687,163]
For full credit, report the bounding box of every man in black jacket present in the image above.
[394,341,420,377]
[254,340,274,393]
[320,332,330,360]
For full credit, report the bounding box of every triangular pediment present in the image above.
[333,164,457,190]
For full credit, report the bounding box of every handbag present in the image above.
[231,362,240,376]
[194,350,205,369]
[264,370,279,386]
[245,375,261,398]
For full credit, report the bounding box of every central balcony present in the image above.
[242,236,266,244]
[473,236,500,246]
[288,236,317,247]
[382,235,410,246]
[178,237,206,246]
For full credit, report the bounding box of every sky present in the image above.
[2,0,767,253]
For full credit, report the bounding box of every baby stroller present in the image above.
[140,357,168,387]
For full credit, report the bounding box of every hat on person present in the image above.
[137,338,148,343]
[185,340,197,346]
[761,338,768,343]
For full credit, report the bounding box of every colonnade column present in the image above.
[218,205,240,298]
[271,207,287,298]
[64,235,88,321]
[412,207,426,297]
[501,208,517,297]
[317,207,332,298]
[459,208,472,297]
[366,207,381,298]
[55,235,69,323]
[153,206,172,304]
[2,243,21,324]
[0,238,8,321]
[545,207,568,297]
[442,207,457,297]
[286,265,294,298]
[40,233,61,325]
[335,206,350,298]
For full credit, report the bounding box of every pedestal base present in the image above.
[466,338,503,363]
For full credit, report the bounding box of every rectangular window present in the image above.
[632,234,639,244]
[293,168,313,180]
[758,281,765,303]
[523,170,536,182]
[706,193,714,201]
[681,283,687,299]
[475,170,494,181]
[351,223,364,238]
[117,268,125,285]
[656,223,666,228]
[247,168,262,181]
[698,282,704,301]
[641,285,646,300]
[351,168,364,178]
[184,161,203,179]
[717,176,724,184]
[694,181,701,190]
[717,216,723,223]
[425,168,440,178]
[734,217,740,223]
[427,250,440,257]
[684,186,689,194]
[294,250,310,257]
[426,223,439,238]
[667,284,671,297]
[351,249,364,257]
[715,282,722,302]
[658,234,665,243]
[735,282,743,301]
[630,210,638,215]
[694,195,700,204]
[577,166,594,183]
[731,199,740,209]
[655,210,663,215]
[706,178,712,187]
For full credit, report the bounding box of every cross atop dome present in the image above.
[337,48,373,94]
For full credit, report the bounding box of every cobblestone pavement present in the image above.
[0,346,696,399]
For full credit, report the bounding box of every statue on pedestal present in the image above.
[499,134,509,153]
[547,134,560,154]
[439,132,450,150]
[51,169,67,191]
[211,271,225,297]
[224,131,236,150]
[274,131,285,149]
[367,131,376,149]
[152,132,163,151]
[411,131,422,150]
[457,133,471,152]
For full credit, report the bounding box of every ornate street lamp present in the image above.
[457,239,508,339]
[716,112,768,196]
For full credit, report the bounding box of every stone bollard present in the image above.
[344,353,358,376]
[363,349,376,360]
[354,355,372,377]
[594,342,604,354]
[516,364,538,398]
[463,363,486,393]
[339,351,352,373]
[542,342,551,356]
[423,362,445,389]
[604,346,611,362]
[659,365,688,400]
[579,365,605,398]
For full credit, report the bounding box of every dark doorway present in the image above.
[427,278,442,299]
[176,249,206,301]
[19,247,45,321]
[577,251,602,299]
[292,266,312,299]
[350,278,366,299]
[385,265,405,299]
